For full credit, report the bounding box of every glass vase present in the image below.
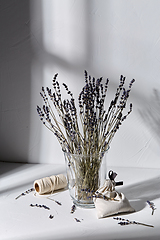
[64,148,109,208]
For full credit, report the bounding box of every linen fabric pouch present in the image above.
[94,176,135,218]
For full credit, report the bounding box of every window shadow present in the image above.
[0,0,33,163]
[0,161,27,175]
[121,175,160,212]
[138,89,160,143]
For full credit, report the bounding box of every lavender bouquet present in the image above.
[37,71,135,206]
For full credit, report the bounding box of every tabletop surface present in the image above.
[0,162,160,240]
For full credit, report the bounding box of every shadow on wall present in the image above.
[0,0,41,163]
[0,0,98,164]
[139,89,160,143]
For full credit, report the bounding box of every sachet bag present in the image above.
[94,170,135,218]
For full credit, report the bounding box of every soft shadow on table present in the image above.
[33,232,160,240]
[0,161,29,175]
[0,162,66,195]
[42,236,159,240]
[116,237,160,240]
[120,175,160,212]
[66,236,159,240]
[0,162,37,194]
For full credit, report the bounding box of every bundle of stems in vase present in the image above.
[37,71,135,200]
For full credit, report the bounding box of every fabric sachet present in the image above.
[94,170,135,218]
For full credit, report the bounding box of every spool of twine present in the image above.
[34,174,67,195]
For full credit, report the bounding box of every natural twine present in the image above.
[34,174,67,195]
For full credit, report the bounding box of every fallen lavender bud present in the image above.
[71,204,76,213]
[30,204,50,210]
[118,221,130,226]
[15,188,35,200]
[147,200,156,215]
[54,200,62,206]
[113,217,154,228]
[74,218,81,222]
[47,197,62,206]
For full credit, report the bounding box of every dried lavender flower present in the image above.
[30,204,50,210]
[15,188,34,200]
[147,200,156,215]
[74,217,81,222]
[37,71,135,196]
[71,204,76,213]
[113,217,154,228]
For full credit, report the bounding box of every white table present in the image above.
[0,162,160,240]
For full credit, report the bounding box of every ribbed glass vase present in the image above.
[64,147,109,208]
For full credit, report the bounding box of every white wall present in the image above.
[0,0,160,168]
